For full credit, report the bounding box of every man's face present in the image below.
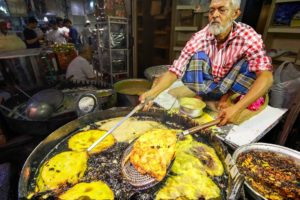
[208,0,239,36]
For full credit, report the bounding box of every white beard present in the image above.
[208,21,233,36]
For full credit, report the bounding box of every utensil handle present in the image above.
[14,85,32,99]
[87,101,147,152]
[0,105,27,120]
[181,118,220,136]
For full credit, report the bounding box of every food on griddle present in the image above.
[156,135,222,199]
[95,117,167,142]
[237,150,300,200]
[174,135,224,177]
[36,151,88,192]
[156,171,221,200]
[129,129,178,181]
[68,130,115,154]
[59,181,114,200]
[190,143,224,177]
[28,113,229,200]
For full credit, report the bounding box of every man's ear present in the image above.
[232,9,241,20]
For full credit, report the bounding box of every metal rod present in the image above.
[0,105,27,120]
[87,97,152,152]
[87,104,142,152]
[14,85,32,99]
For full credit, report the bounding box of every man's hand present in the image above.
[139,91,154,111]
[217,105,240,126]
[218,92,232,110]
[139,71,178,111]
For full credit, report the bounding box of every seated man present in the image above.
[140,0,273,126]
[66,47,96,82]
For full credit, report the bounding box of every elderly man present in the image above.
[66,47,96,82]
[140,0,273,125]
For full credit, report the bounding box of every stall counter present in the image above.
[153,80,288,149]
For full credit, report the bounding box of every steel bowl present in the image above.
[179,97,206,118]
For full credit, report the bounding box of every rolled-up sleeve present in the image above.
[244,32,272,72]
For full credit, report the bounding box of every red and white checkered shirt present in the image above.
[169,22,272,82]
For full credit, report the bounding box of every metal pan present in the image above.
[27,89,64,110]
[232,143,300,200]
[18,107,243,199]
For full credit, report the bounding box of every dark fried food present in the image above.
[237,151,300,200]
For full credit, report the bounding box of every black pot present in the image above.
[0,95,77,136]
[113,79,151,106]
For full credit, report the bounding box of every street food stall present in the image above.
[0,0,299,200]
[16,76,299,200]
[18,107,244,200]
[17,103,299,200]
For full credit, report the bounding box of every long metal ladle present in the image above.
[87,99,151,152]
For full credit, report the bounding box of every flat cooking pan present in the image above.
[18,107,244,199]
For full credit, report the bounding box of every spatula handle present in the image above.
[87,97,153,152]
[181,118,221,136]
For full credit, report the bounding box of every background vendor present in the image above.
[140,0,273,126]
[66,47,96,82]
[23,17,44,49]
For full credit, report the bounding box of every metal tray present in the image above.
[232,143,300,200]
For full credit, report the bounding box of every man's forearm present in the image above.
[234,71,273,110]
[149,71,177,98]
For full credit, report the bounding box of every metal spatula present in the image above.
[87,99,152,152]
[121,118,221,190]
